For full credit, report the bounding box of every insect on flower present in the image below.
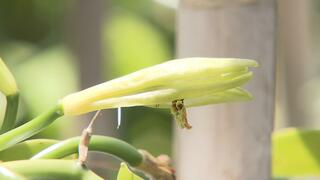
[171,99,191,129]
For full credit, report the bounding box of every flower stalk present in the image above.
[31,135,175,179]
[1,93,19,133]
[0,58,20,133]
[0,104,63,151]
[0,160,102,179]
[31,135,143,167]
[0,139,58,161]
[0,166,25,180]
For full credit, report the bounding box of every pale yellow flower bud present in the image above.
[60,58,257,116]
[0,58,18,96]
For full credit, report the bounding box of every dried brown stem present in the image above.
[78,110,101,164]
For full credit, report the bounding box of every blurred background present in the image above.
[0,0,176,178]
[0,0,319,179]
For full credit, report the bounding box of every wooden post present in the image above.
[174,0,276,179]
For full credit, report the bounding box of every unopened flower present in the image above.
[0,58,18,96]
[60,58,257,128]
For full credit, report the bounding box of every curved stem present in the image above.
[31,135,143,167]
[0,104,63,151]
[1,93,19,134]
[0,160,102,179]
[0,139,58,161]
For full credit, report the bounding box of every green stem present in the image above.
[0,166,26,180]
[0,139,59,161]
[0,104,63,151]
[32,135,143,167]
[0,160,102,179]
[1,93,19,134]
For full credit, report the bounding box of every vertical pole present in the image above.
[278,0,312,127]
[68,0,118,178]
[69,0,118,136]
[175,0,276,179]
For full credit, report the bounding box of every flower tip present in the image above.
[247,59,259,67]
[246,91,254,100]
[238,89,254,102]
[234,58,258,68]
[252,61,259,68]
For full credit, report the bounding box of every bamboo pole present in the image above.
[175,0,276,179]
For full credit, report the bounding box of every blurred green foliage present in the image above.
[273,128,320,176]
[0,0,74,42]
[0,0,175,168]
[104,12,171,78]
[11,46,78,116]
[2,1,320,179]
[12,46,79,138]
[0,0,77,139]
[121,107,172,156]
[112,0,176,33]
[0,44,79,138]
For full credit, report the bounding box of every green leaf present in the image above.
[117,163,143,180]
[1,160,102,179]
[273,128,320,176]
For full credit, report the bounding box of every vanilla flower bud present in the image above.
[60,58,257,117]
[0,58,18,96]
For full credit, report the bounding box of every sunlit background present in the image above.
[0,0,319,179]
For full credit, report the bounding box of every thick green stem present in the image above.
[0,160,102,179]
[0,139,58,161]
[0,104,63,151]
[1,93,19,134]
[0,166,26,180]
[31,135,143,167]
